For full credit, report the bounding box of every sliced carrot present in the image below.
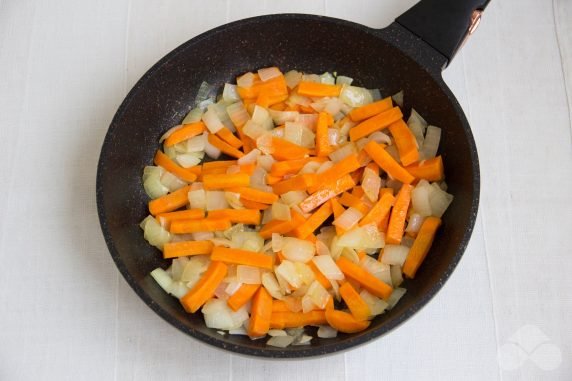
[266,174,283,185]
[270,157,327,176]
[403,217,442,278]
[325,308,371,333]
[169,218,231,233]
[229,187,278,204]
[351,186,365,198]
[386,184,414,245]
[271,173,317,195]
[271,300,291,312]
[339,282,371,321]
[207,134,244,158]
[270,102,287,111]
[208,208,261,225]
[349,107,403,141]
[202,160,237,174]
[163,240,214,259]
[240,198,271,210]
[379,187,395,232]
[308,260,332,290]
[186,165,202,177]
[271,137,310,160]
[330,198,346,236]
[297,81,341,97]
[359,192,395,227]
[211,246,274,270]
[270,310,327,329]
[338,192,369,215]
[154,150,197,183]
[202,173,250,190]
[216,127,243,149]
[379,187,394,197]
[299,174,355,213]
[259,210,306,239]
[315,112,333,157]
[336,257,393,300]
[248,287,273,337]
[308,153,360,193]
[237,163,256,175]
[256,92,288,108]
[292,201,333,239]
[388,119,419,166]
[363,141,415,184]
[156,209,204,229]
[148,185,192,216]
[181,261,227,313]
[227,284,260,311]
[164,122,205,147]
[404,156,444,181]
[348,97,393,122]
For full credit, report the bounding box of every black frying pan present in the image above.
[97,0,488,358]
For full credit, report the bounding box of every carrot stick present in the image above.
[349,107,403,141]
[236,163,256,175]
[336,257,393,300]
[240,198,271,210]
[271,137,310,160]
[308,154,360,193]
[202,173,250,190]
[330,198,346,235]
[186,165,202,177]
[403,217,442,278]
[227,284,260,311]
[299,174,355,213]
[338,192,369,215]
[271,174,317,195]
[169,218,231,233]
[156,209,204,229]
[266,174,283,185]
[270,310,327,329]
[388,119,419,166]
[259,210,306,239]
[154,150,198,183]
[228,187,278,204]
[216,127,243,149]
[315,112,333,157]
[348,97,393,122]
[359,192,395,226]
[163,240,214,259]
[270,102,287,111]
[208,209,261,225]
[386,184,413,245]
[248,287,273,337]
[181,261,227,313]
[404,156,444,181]
[363,141,415,184]
[297,81,341,97]
[339,282,371,321]
[256,92,288,108]
[164,122,205,147]
[207,134,244,158]
[351,185,365,198]
[271,300,291,312]
[308,260,332,289]
[292,201,333,239]
[148,185,192,216]
[211,246,274,270]
[202,160,237,171]
[325,308,370,333]
[270,157,327,176]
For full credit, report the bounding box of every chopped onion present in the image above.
[237,72,255,88]
[163,145,177,159]
[175,152,203,168]
[143,166,169,199]
[261,272,284,300]
[340,85,373,107]
[275,260,303,288]
[206,190,229,211]
[392,90,404,108]
[405,213,425,234]
[159,124,183,143]
[281,238,315,263]
[302,73,320,83]
[315,240,331,257]
[420,125,441,159]
[340,247,360,264]
[387,287,407,309]
[237,265,261,284]
[211,237,232,248]
[250,167,272,192]
[185,134,207,152]
[214,282,230,300]
[336,76,353,86]
[202,299,246,330]
[271,233,284,252]
[288,93,312,107]
[390,265,404,287]
[222,83,240,103]
[269,109,299,125]
[251,105,270,125]
[150,268,173,294]
[284,70,302,89]
[231,231,264,252]
[237,148,260,165]
[275,272,293,295]
[333,207,363,231]
[226,102,250,128]
[324,97,343,116]
[337,224,385,250]
[310,99,326,112]
[267,335,295,348]
[169,281,190,298]
[407,109,427,148]
[202,107,224,134]
[306,280,330,309]
[329,236,343,260]
[261,207,273,225]
[316,160,334,174]
[280,190,307,206]
[256,155,275,172]
[301,295,317,313]
[317,325,338,338]
[320,72,335,84]
[242,120,265,140]
[224,191,243,209]
[362,167,381,202]
[225,282,242,296]
[271,202,291,221]
[143,217,171,250]
[411,180,433,217]
[381,245,409,266]
[171,257,189,281]
[182,108,203,124]
[256,133,274,155]
[429,183,453,217]
[360,289,388,316]
[268,329,288,337]
[296,113,318,130]
[360,256,392,286]
[285,122,315,148]
[293,334,313,346]
[369,131,392,145]
[258,66,282,82]
[191,231,214,241]
[312,255,344,280]
[195,81,216,110]
[299,161,321,174]
[204,133,221,159]
[295,262,315,285]
[327,128,339,146]
[328,142,357,163]
[188,187,206,210]
[385,144,401,163]
[229,328,248,335]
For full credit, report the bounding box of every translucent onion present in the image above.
[339,85,373,107]
[381,245,410,266]
[169,281,190,298]
[405,213,425,234]
[243,120,266,139]
[191,231,214,242]
[225,191,243,209]
[271,202,291,221]
[225,282,242,296]
[392,90,404,108]
[251,105,270,125]
[202,107,224,133]
[316,160,334,174]
[337,224,385,250]
[295,113,318,130]
[271,233,284,252]
[315,240,330,257]
[360,289,388,316]
[222,83,241,103]
[226,102,250,128]
[320,72,335,84]
[237,148,260,165]
[269,109,299,125]
[281,238,315,263]
[171,257,189,281]
[306,280,330,309]
[312,255,344,280]
[284,70,302,89]
[390,265,404,287]
[333,207,363,231]
[328,142,357,163]
[369,88,382,101]
[257,155,275,172]
[237,265,261,284]
[150,268,174,294]
[188,187,206,210]
[360,256,392,286]
[387,287,407,309]
[429,183,453,217]
[293,334,313,346]
[143,217,171,250]
[411,180,433,217]
[288,93,312,107]
[336,75,353,85]
[327,128,339,146]
[407,109,427,148]
[317,325,338,338]
[302,73,320,83]
[206,191,229,211]
[261,272,284,300]
[175,152,203,168]
[268,329,288,337]
[420,125,441,159]
[185,134,207,152]
[258,66,282,82]
[299,161,321,174]
[231,231,264,252]
[256,133,274,155]
[267,335,295,348]
[294,262,315,285]
[369,131,392,145]
[362,167,381,202]
[275,260,303,288]
[236,72,255,88]
[182,108,203,124]
[163,145,177,159]
[204,134,221,159]
[280,190,308,206]
[301,295,317,313]
[250,167,272,192]
[143,166,169,199]
[202,299,246,330]
[214,282,230,300]
[159,124,183,143]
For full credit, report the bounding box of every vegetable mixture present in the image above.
[141,67,453,347]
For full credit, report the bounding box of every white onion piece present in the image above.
[392,90,404,108]
[301,295,317,313]
[327,128,339,146]
[222,83,240,103]
[188,187,206,210]
[328,142,357,163]
[258,66,282,82]
[251,105,270,125]
[256,155,275,172]
[176,153,202,168]
[320,72,335,84]
[329,236,343,261]
[143,166,169,199]
[202,107,224,133]
[271,202,291,221]
[362,167,381,202]
[299,161,321,174]
[159,124,183,143]
[285,122,315,148]
[281,238,315,263]
[272,233,284,252]
[338,224,385,250]
[381,245,410,266]
[293,334,313,346]
[237,148,260,165]
[237,265,261,284]
[185,134,207,152]
[333,207,363,231]
[181,256,210,286]
[202,299,246,330]
[339,85,373,107]
[369,88,382,101]
[369,131,392,145]
[210,238,232,248]
[340,247,360,264]
[405,213,425,234]
[268,329,288,337]
[269,109,299,125]
[143,217,171,250]
[226,102,249,128]
[288,93,312,107]
[315,240,331,257]
[296,113,318,130]
[360,289,388,316]
[312,255,344,280]
[225,191,243,209]
[284,70,302,89]
[191,231,214,241]
[420,125,441,159]
[237,72,255,88]
[316,160,334,174]
[302,73,320,83]
[387,288,407,309]
[411,180,433,217]
[229,328,248,335]
[360,256,392,286]
[256,133,274,155]
[276,260,303,288]
[271,126,284,137]
[150,268,174,293]
[336,75,353,85]
[182,108,203,124]
[310,100,326,112]
[390,265,404,287]
[225,282,242,296]
[401,235,415,248]
[261,272,284,300]
[171,257,189,281]
[261,208,273,225]
[317,226,336,247]
[214,282,230,300]
[275,271,293,294]
[267,335,295,348]
[206,191,229,211]
[163,145,177,159]
[204,134,221,159]
[250,167,271,192]
[280,190,308,207]
[295,262,315,285]
[429,183,453,217]
[306,280,330,309]
[407,109,427,148]
[231,231,264,252]
[317,325,338,338]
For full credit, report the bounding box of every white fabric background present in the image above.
[1,0,571,380]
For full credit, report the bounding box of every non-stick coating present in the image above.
[97,14,479,358]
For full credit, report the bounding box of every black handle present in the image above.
[396,0,490,66]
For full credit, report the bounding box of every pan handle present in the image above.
[395,0,490,66]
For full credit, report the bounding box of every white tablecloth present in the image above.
[1,0,571,380]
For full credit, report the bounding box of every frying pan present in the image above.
[97,0,488,358]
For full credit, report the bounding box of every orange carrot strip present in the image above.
[216,127,243,149]
[259,210,306,239]
[266,174,283,185]
[163,240,214,259]
[404,156,444,181]
[308,154,360,193]
[363,141,415,184]
[352,186,365,198]
[181,261,227,313]
[315,112,333,157]
[187,165,202,177]
[330,198,346,236]
[386,184,414,245]
[164,122,205,147]
[339,282,371,321]
[325,308,371,333]
[297,81,341,97]
[202,160,237,170]
[403,217,442,278]
[379,187,394,197]
[154,150,197,183]
[348,97,393,122]
[271,174,317,195]
[271,300,291,312]
[169,218,231,233]
[359,192,395,226]
[202,173,250,190]
[240,198,271,210]
[256,92,288,108]
[338,192,369,215]
[227,284,260,311]
[270,102,287,111]
[336,257,393,300]
[270,157,327,176]
[148,185,192,216]
[299,174,355,213]
[308,260,332,290]
[208,209,261,225]
[271,137,310,160]
[365,162,380,175]
[292,201,333,239]
[270,310,327,329]
[388,119,419,166]
[207,134,244,158]
[211,246,273,270]
[349,107,403,141]
[248,287,273,337]
[237,163,256,175]
[229,187,278,204]
[156,209,205,229]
